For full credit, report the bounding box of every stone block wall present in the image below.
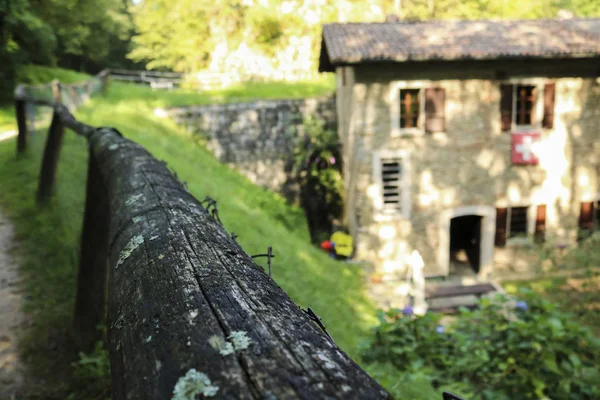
[164,96,336,200]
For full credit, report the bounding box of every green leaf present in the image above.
[543,355,560,374]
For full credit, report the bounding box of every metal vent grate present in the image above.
[381,158,403,213]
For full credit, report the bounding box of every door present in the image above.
[449,215,482,274]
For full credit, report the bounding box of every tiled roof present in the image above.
[319,18,600,71]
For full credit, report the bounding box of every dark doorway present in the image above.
[449,215,482,275]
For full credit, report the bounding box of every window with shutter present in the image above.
[425,88,446,133]
[534,204,546,242]
[496,205,536,247]
[500,83,550,131]
[373,151,411,218]
[579,202,595,231]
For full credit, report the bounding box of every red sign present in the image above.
[512,132,540,165]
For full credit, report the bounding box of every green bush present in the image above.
[363,292,600,399]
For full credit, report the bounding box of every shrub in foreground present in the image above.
[363,291,600,399]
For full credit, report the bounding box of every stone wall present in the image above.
[164,96,336,199]
[339,62,600,278]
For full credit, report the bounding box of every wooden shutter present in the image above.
[534,204,546,242]
[500,84,513,132]
[495,207,508,247]
[542,82,556,129]
[424,88,445,133]
[579,202,594,230]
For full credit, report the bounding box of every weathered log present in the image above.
[72,149,110,350]
[85,128,389,399]
[15,99,27,154]
[37,112,65,203]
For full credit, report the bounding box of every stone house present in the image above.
[318,18,600,280]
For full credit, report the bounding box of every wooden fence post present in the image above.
[101,70,109,95]
[73,150,109,350]
[51,80,61,103]
[37,111,65,204]
[15,99,28,154]
[69,86,79,108]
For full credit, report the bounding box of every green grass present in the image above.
[0,71,371,398]
[1,65,334,132]
[106,76,335,108]
[78,82,375,352]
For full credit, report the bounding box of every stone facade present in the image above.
[337,60,600,279]
[164,97,336,200]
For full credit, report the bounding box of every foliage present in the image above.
[0,0,135,105]
[68,341,111,400]
[363,292,600,399]
[505,268,600,337]
[127,0,600,78]
[293,117,343,242]
[535,231,600,272]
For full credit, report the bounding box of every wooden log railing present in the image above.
[14,73,390,399]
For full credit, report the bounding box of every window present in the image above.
[373,151,411,218]
[400,89,420,128]
[509,206,528,236]
[515,85,536,125]
[392,86,446,135]
[579,200,600,237]
[495,205,544,247]
[500,82,555,132]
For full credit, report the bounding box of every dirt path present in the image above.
[0,210,26,400]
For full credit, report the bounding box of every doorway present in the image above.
[449,215,482,275]
[437,206,496,279]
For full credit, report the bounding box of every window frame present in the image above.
[390,82,427,137]
[372,150,411,220]
[504,79,546,133]
[498,203,540,247]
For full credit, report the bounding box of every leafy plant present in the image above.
[68,341,111,400]
[363,292,600,399]
[293,117,343,242]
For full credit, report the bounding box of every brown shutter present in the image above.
[500,84,513,132]
[534,204,546,242]
[424,88,445,133]
[579,202,594,230]
[495,207,508,247]
[542,82,556,129]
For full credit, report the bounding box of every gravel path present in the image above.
[0,210,26,400]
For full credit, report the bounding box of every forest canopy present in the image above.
[2,0,600,101]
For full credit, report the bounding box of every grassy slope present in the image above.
[0,69,373,397]
[78,81,375,354]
